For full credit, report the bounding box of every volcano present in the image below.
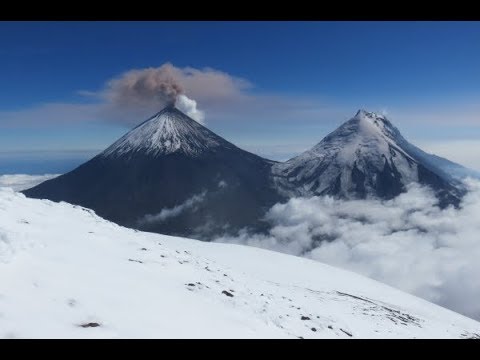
[272,110,468,206]
[24,108,472,238]
[23,106,281,238]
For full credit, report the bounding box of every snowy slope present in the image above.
[273,110,466,203]
[1,188,479,339]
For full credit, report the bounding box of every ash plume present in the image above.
[106,64,184,108]
[103,64,206,123]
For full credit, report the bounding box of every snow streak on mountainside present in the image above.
[1,188,479,339]
[273,110,467,204]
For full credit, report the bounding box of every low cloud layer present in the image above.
[216,179,480,321]
[0,174,60,191]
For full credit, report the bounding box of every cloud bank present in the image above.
[0,174,60,191]
[216,179,480,321]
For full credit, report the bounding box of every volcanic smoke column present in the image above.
[105,64,205,123]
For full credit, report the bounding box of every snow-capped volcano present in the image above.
[273,110,466,204]
[101,105,234,158]
[23,106,281,238]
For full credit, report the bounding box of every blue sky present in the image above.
[1,21,480,173]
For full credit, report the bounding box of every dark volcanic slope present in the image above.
[272,110,467,206]
[24,106,282,238]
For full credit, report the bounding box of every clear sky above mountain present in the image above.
[1,21,479,172]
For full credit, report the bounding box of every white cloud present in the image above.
[0,174,60,191]
[216,179,480,321]
[138,191,207,225]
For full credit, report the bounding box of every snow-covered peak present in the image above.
[101,106,235,158]
[273,110,465,201]
[329,109,401,144]
[354,109,383,120]
[306,109,411,166]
